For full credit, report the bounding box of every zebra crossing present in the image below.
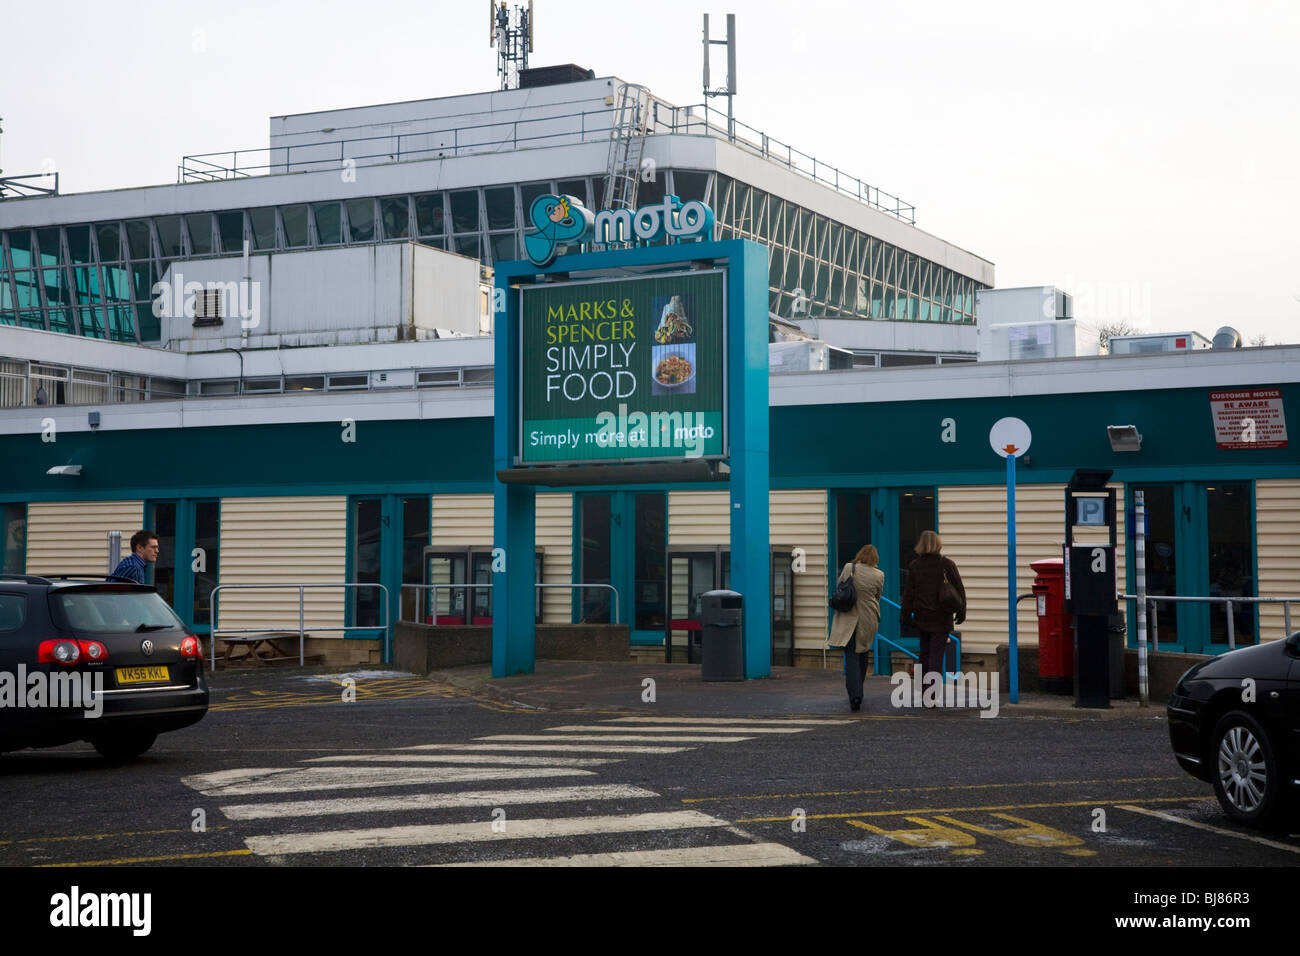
[181,715,849,866]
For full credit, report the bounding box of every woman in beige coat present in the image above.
[828,544,885,712]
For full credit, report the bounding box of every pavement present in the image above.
[422,659,1159,719]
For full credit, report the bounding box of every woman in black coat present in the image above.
[900,530,966,680]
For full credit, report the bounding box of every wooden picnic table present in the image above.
[215,631,318,666]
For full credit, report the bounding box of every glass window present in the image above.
[579,495,611,623]
[484,187,515,230]
[346,199,375,242]
[414,194,445,236]
[218,211,245,252]
[185,214,214,256]
[402,497,431,623]
[281,205,309,247]
[126,220,153,260]
[835,492,872,576]
[1208,483,1254,645]
[2,503,26,575]
[313,203,342,245]
[0,593,24,631]
[248,208,276,250]
[155,216,183,257]
[286,375,325,391]
[519,181,551,215]
[194,501,220,627]
[381,197,410,239]
[8,230,34,269]
[66,226,92,265]
[638,175,665,209]
[450,191,480,233]
[455,235,481,260]
[136,302,161,342]
[557,179,588,206]
[35,229,61,267]
[490,233,517,263]
[671,170,709,203]
[634,494,666,631]
[352,499,382,628]
[150,501,177,602]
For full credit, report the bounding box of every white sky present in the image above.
[2,0,1297,343]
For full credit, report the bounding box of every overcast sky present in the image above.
[2,0,1296,343]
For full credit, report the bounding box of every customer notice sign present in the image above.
[1210,387,1288,450]
[519,269,726,464]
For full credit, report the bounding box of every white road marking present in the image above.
[1115,804,1300,854]
[432,843,818,867]
[478,734,752,744]
[546,724,808,734]
[603,717,850,726]
[400,743,693,754]
[244,810,730,855]
[220,784,658,820]
[304,754,616,767]
[184,765,595,797]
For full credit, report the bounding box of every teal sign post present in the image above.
[493,236,769,679]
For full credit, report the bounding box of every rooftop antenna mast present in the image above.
[490,1,533,91]
[0,116,59,200]
[702,13,737,141]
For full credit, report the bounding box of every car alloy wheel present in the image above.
[1210,711,1282,828]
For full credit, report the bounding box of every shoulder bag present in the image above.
[939,560,963,615]
[830,563,858,612]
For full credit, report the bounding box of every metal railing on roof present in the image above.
[178,101,915,224]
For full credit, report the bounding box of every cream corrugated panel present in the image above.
[217,497,346,632]
[432,494,493,548]
[769,490,828,648]
[1256,480,1300,642]
[936,484,1126,652]
[536,493,573,624]
[27,501,144,575]
[668,491,730,548]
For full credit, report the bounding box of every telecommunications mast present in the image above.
[702,13,737,141]
[490,1,533,91]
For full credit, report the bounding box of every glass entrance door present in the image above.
[665,548,728,662]
[1206,482,1255,648]
[771,549,794,667]
[1133,485,1183,649]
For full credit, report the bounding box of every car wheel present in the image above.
[92,732,157,762]
[1210,711,1283,828]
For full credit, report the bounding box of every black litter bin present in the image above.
[700,590,744,681]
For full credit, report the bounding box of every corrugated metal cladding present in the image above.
[1256,480,1300,641]
[217,497,347,630]
[26,500,145,575]
[431,494,493,547]
[535,493,572,624]
[937,484,1126,652]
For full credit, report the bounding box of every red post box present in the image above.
[1031,558,1074,694]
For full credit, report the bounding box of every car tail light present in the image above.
[38,640,82,665]
[180,635,202,658]
[80,640,109,661]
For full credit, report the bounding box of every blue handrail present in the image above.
[860,595,961,676]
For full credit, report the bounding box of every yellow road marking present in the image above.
[36,849,254,867]
[736,794,1207,823]
[682,776,1186,804]
[1115,804,1300,854]
[1,826,229,847]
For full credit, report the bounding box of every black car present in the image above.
[1168,631,1300,827]
[0,575,208,760]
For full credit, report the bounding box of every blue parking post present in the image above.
[1007,451,1018,704]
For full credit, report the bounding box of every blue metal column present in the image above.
[1007,453,1019,703]
[729,241,770,678]
[492,270,536,677]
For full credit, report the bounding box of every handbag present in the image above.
[829,563,857,612]
[939,560,963,615]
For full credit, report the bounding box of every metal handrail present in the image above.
[177,100,915,223]
[210,582,390,668]
[1118,593,1295,652]
[400,582,620,627]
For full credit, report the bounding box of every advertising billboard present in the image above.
[519,269,726,464]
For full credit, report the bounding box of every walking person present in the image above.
[828,545,885,712]
[112,530,158,584]
[900,531,965,682]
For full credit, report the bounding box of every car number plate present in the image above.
[115,666,170,684]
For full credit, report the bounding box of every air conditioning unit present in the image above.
[192,289,223,327]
